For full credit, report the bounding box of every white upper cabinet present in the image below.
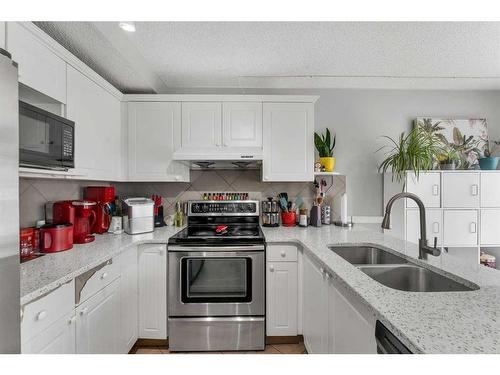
[405,172,441,208]
[67,65,121,180]
[128,102,189,181]
[7,22,66,103]
[481,173,500,207]
[222,102,262,148]
[181,102,222,150]
[442,173,479,208]
[262,103,314,182]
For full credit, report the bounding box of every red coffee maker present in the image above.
[84,186,115,234]
[53,200,97,244]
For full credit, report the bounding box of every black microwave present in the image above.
[19,101,75,170]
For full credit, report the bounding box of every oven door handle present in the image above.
[168,245,265,252]
[170,251,264,258]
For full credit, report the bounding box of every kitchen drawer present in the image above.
[21,279,75,343]
[267,244,298,262]
[76,257,120,305]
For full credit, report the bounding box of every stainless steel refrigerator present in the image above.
[0,47,20,353]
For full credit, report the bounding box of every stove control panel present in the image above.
[189,201,259,216]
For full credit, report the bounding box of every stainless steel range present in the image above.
[168,200,266,352]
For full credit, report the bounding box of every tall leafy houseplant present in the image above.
[314,128,336,172]
[378,127,442,189]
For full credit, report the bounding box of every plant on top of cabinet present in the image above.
[479,141,500,170]
[314,128,336,172]
[437,147,461,170]
[378,126,442,188]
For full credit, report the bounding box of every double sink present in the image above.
[330,245,478,292]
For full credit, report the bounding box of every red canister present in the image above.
[40,223,74,253]
[281,211,297,227]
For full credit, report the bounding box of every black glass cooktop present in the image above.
[168,224,265,245]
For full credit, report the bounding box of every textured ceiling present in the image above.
[35,22,500,92]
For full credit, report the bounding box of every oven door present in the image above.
[168,246,265,317]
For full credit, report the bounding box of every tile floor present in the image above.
[132,342,306,354]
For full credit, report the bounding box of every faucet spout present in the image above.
[382,192,441,260]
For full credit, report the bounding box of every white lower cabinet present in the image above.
[303,254,329,353]
[406,209,442,246]
[138,244,167,339]
[22,312,76,354]
[480,209,500,245]
[76,278,121,354]
[120,247,138,353]
[303,253,376,354]
[443,210,478,247]
[266,261,298,336]
[327,278,376,354]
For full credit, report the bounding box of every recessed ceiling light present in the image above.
[118,22,136,32]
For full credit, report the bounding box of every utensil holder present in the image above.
[281,211,297,227]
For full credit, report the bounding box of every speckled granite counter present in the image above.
[263,224,500,354]
[20,226,182,305]
[21,223,500,353]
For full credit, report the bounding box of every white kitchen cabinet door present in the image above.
[443,210,478,247]
[443,173,480,208]
[0,22,5,49]
[76,278,120,354]
[405,172,441,208]
[181,102,222,150]
[480,173,500,207]
[128,102,189,181]
[262,103,314,182]
[406,209,442,246]
[327,278,376,354]
[303,255,328,354]
[7,22,66,103]
[67,65,121,180]
[222,102,262,148]
[266,261,298,336]
[138,244,167,339]
[480,209,500,245]
[119,247,138,353]
[22,313,76,354]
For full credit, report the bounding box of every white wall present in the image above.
[168,87,500,216]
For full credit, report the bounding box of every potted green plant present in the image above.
[378,126,442,188]
[314,128,336,172]
[479,141,500,170]
[437,147,460,170]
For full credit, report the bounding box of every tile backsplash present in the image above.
[19,169,345,227]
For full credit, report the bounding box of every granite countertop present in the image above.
[21,223,500,353]
[20,226,183,305]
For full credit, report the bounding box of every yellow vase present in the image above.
[319,157,335,172]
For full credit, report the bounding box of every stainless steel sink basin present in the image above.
[329,245,408,265]
[359,265,478,292]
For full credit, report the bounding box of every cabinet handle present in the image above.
[68,316,76,325]
[280,250,286,258]
[36,310,47,321]
[471,184,478,196]
[223,142,228,147]
[101,272,108,280]
[269,265,275,272]
[319,267,324,274]
[432,184,439,196]
[470,222,477,233]
[175,176,180,181]
[324,272,331,280]
[432,222,440,234]
[80,308,88,316]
